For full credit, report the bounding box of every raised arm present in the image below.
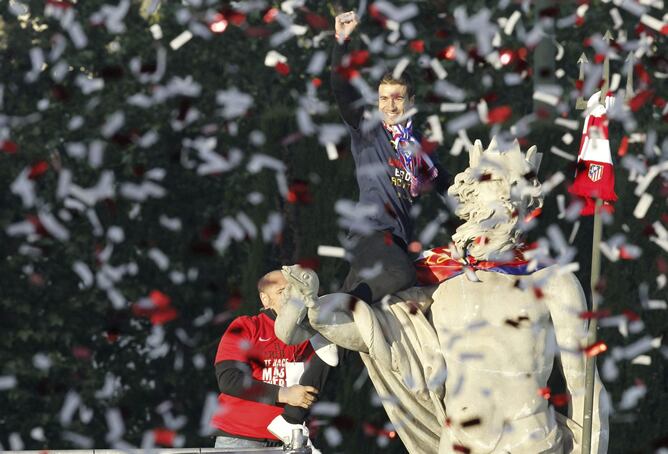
[331,11,364,128]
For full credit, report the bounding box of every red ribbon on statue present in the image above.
[567,92,618,216]
[414,246,540,286]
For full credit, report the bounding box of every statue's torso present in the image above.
[432,268,564,452]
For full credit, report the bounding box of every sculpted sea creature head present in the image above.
[281,264,319,298]
[448,137,543,260]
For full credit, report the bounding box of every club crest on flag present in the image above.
[588,164,603,182]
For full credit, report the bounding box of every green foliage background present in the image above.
[0,0,666,453]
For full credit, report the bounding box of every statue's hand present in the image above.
[281,265,319,302]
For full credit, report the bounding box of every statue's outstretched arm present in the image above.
[545,272,609,453]
[308,293,370,353]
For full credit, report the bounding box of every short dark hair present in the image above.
[379,71,414,98]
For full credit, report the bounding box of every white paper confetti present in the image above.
[169,30,193,50]
[317,245,346,258]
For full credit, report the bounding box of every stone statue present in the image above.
[277,138,609,453]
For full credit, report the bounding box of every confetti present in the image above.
[317,245,346,258]
[633,193,653,219]
[0,375,18,391]
[150,24,163,40]
[0,2,665,451]
[169,30,193,50]
[549,146,576,161]
[429,58,447,80]
[584,340,608,357]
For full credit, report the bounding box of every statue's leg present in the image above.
[307,293,369,352]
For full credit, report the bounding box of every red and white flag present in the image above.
[568,91,618,215]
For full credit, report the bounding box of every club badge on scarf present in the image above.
[383,119,438,197]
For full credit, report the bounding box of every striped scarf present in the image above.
[383,119,438,197]
[414,246,542,286]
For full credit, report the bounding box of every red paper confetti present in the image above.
[28,161,49,179]
[151,308,178,325]
[538,387,551,399]
[335,66,360,81]
[487,106,513,124]
[362,422,396,438]
[368,4,387,27]
[622,309,641,321]
[286,180,312,204]
[439,45,457,60]
[209,14,228,33]
[349,50,370,67]
[104,329,120,343]
[499,49,513,65]
[1,140,18,154]
[133,291,178,325]
[26,214,48,236]
[149,290,171,308]
[618,246,637,260]
[583,340,608,357]
[617,136,629,157]
[635,64,651,85]
[550,393,570,407]
[226,10,246,26]
[72,346,92,360]
[533,286,544,299]
[628,90,654,112]
[579,309,611,320]
[304,12,328,30]
[153,428,176,447]
[524,207,542,223]
[409,40,425,53]
[263,7,278,23]
[296,257,320,271]
[408,241,422,253]
[275,62,290,76]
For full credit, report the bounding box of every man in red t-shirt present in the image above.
[211,270,329,451]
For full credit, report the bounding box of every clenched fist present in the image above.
[335,11,359,40]
[277,385,319,409]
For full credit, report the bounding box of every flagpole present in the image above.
[580,31,614,454]
[581,198,603,454]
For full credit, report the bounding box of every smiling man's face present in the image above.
[378,83,412,125]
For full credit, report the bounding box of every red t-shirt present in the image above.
[211,312,314,440]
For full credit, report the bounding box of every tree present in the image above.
[0,1,665,452]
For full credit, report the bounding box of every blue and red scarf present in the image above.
[414,246,541,286]
[383,119,438,197]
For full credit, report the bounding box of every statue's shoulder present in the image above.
[532,266,587,310]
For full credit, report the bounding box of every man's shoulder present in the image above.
[226,313,263,334]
